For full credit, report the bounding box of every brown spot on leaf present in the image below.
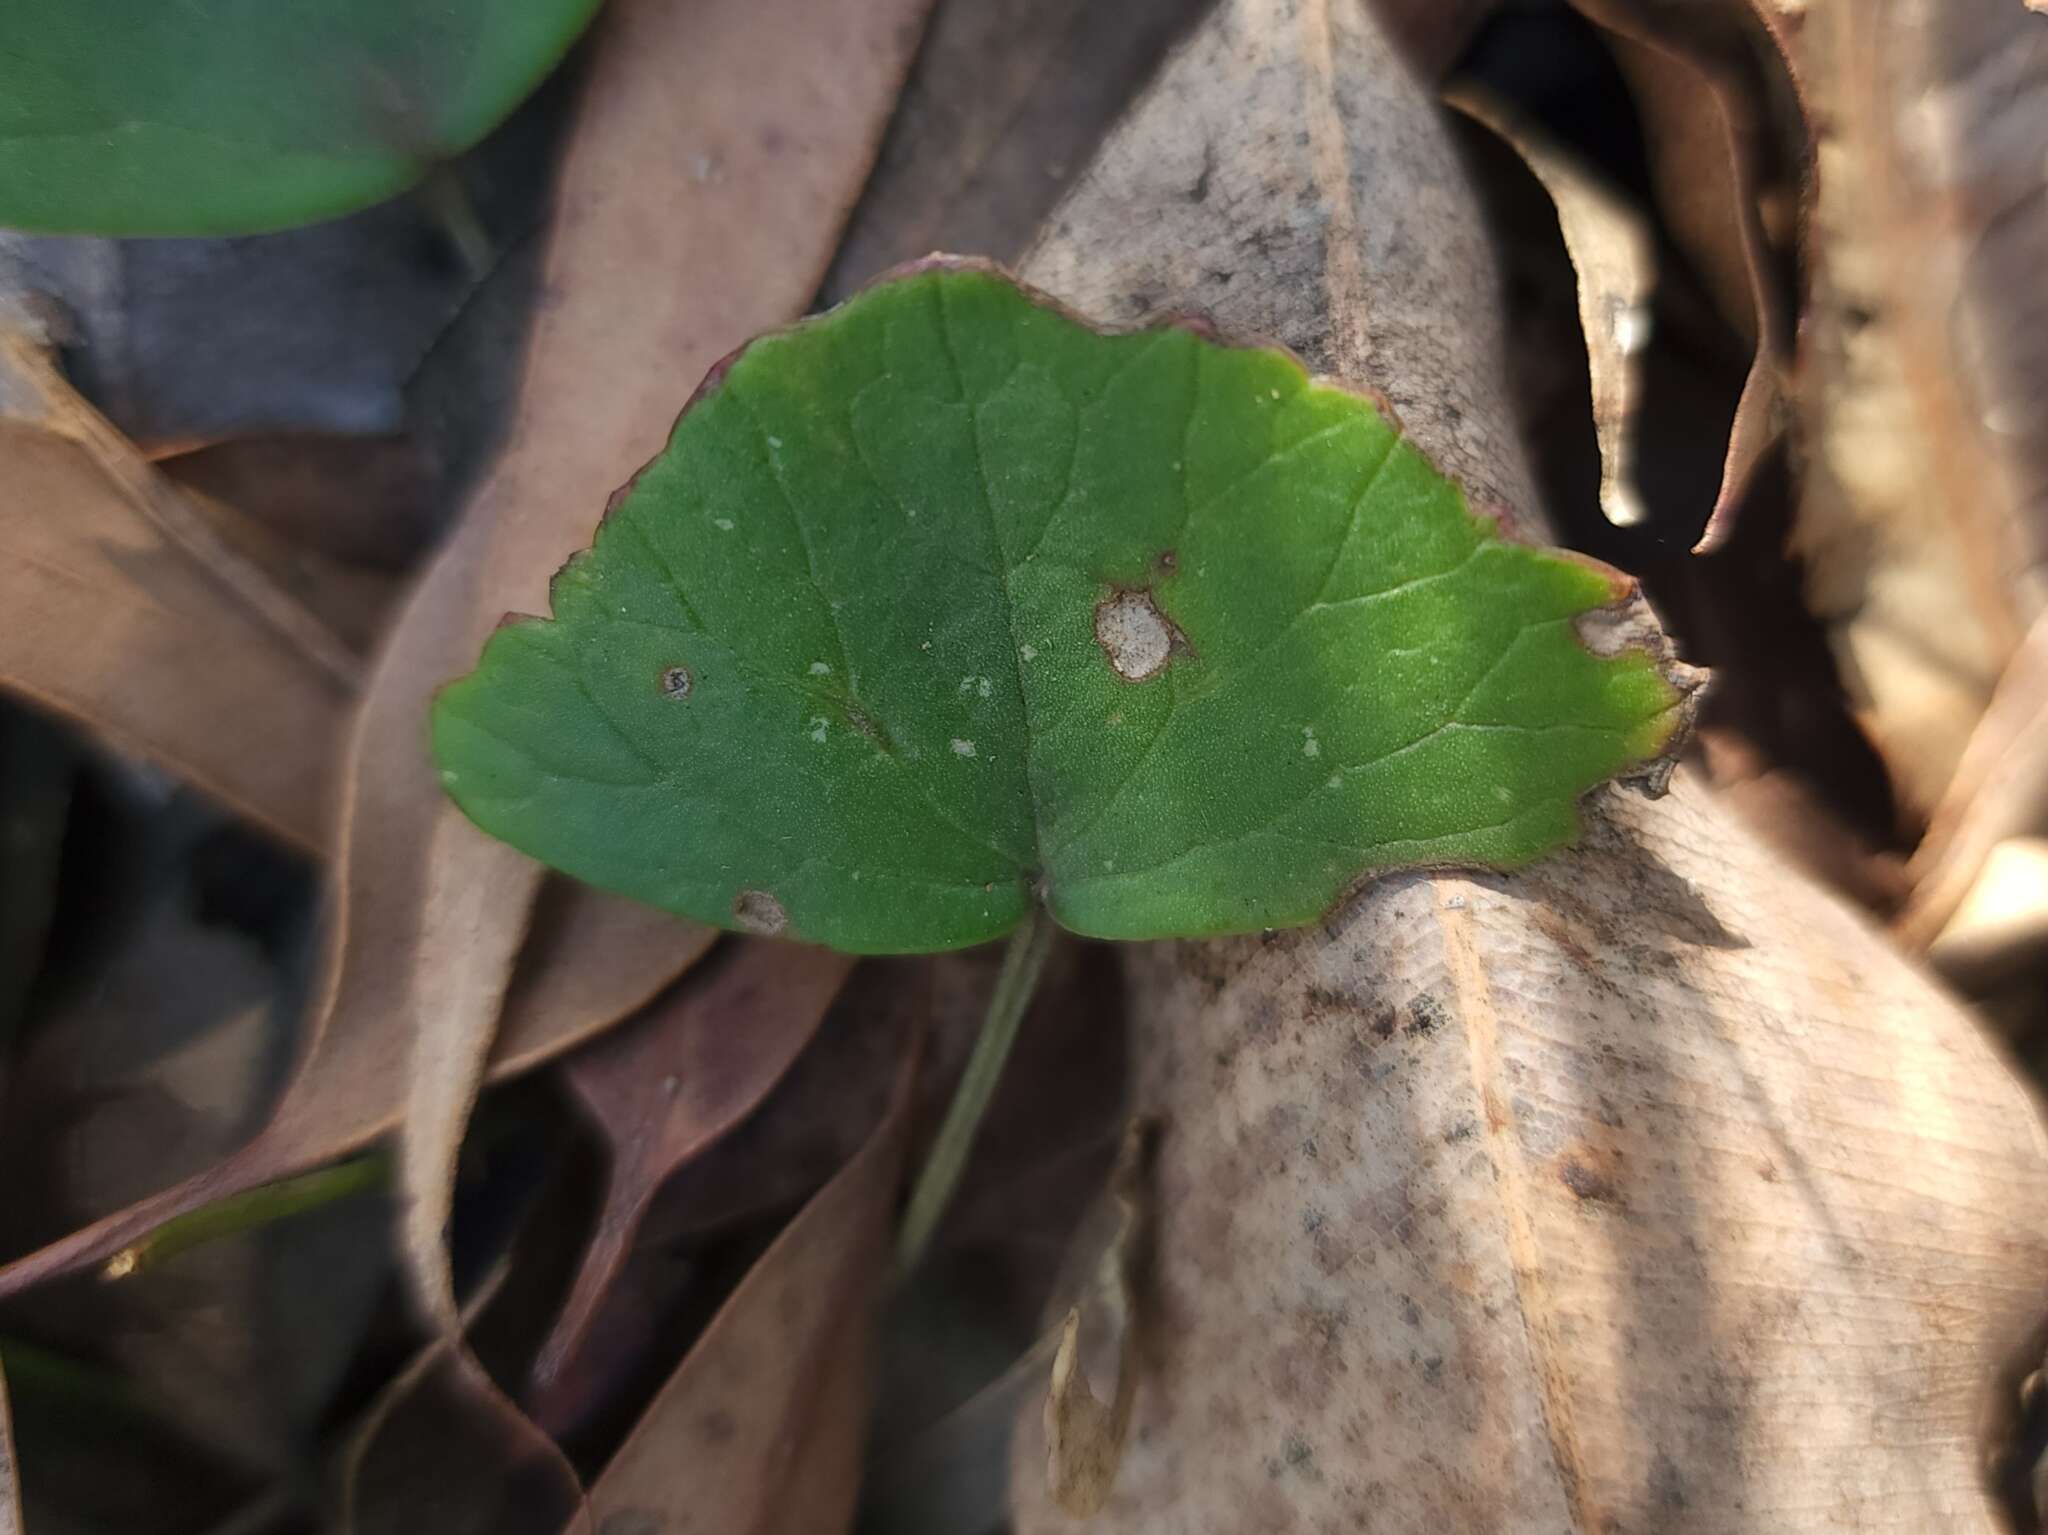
[733,889,787,935]
[659,664,693,699]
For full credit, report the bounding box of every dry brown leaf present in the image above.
[387,0,935,1336]
[334,1261,584,1535]
[0,333,354,852]
[1043,1122,1146,1518]
[1009,0,2048,1527]
[822,0,1209,297]
[1445,81,1657,530]
[1760,0,2048,817]
[0,887,710,1300]
[1566,0,1796,548]
[153,432,440,572]
[1928,837,2048,991]
[582,1031,920,1535]
[533,940,857,1389]
[1900,613,2048,951]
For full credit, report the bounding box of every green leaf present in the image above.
[0,0,602,235]
[432,260,1691,954]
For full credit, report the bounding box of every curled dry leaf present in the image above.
[1900,613,2048,953]
[533,939,857,1389]
[1444,81,1657,530]
[0,331,355,852]
[390,0,935,1334]
[1567,0,1796,548]
[582,1030,920,1535]
[1759,0,2048,817]
[1008,0,2048,1528]
[1043,1122,1147,1518]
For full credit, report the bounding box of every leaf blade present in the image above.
[436,262,1694,952]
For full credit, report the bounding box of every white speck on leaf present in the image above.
[1094,589,1176,681]
[713,517,735,532]
[1302,725,1320,758]
[1020,643,1038,663]
[809,661,831,676]
[951,738,976,757]
[732,888,787,935]
[767,434,783,448]
[809,717,828,743]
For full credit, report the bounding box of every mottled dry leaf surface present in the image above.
[1008,0,2048,1528]
[581,1037,919,1535]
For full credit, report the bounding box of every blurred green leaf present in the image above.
[0,0,602,234]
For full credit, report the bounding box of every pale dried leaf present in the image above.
[1043,1123,1145,1517]
[1928,837,2048,990]
[401,820,537,1330]
[1010,0,2048,1527]
[1445,82,1657,529]
[390,0,934,1334]
[1764,0,2048,814]
[1901,612,2048,947]
[582,1035,919,1535]
[1564,0,1796,550]
[0,334,353,851]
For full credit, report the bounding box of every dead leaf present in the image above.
[1445,81,1657,529]
[0,334,355,852]
[0,0,917,1310]
[336,1261,586,1535]
[821,0,1209,297]
[170,480,401,658]
[1900,613,2048,949]
[153,432,441,572]
[387,0,936,1339]
[1927,836,2048,991]
[0,1356,18,1535]
[1566,0,1797,548]
[582,1030,919,1535]
[0,884,711,1298]
[864,1116,1148,1534]
[1009,0,2048,1528]
[533,940,857,1391]
[1043,1122,1146,1518]
[1759,0,2048,816]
